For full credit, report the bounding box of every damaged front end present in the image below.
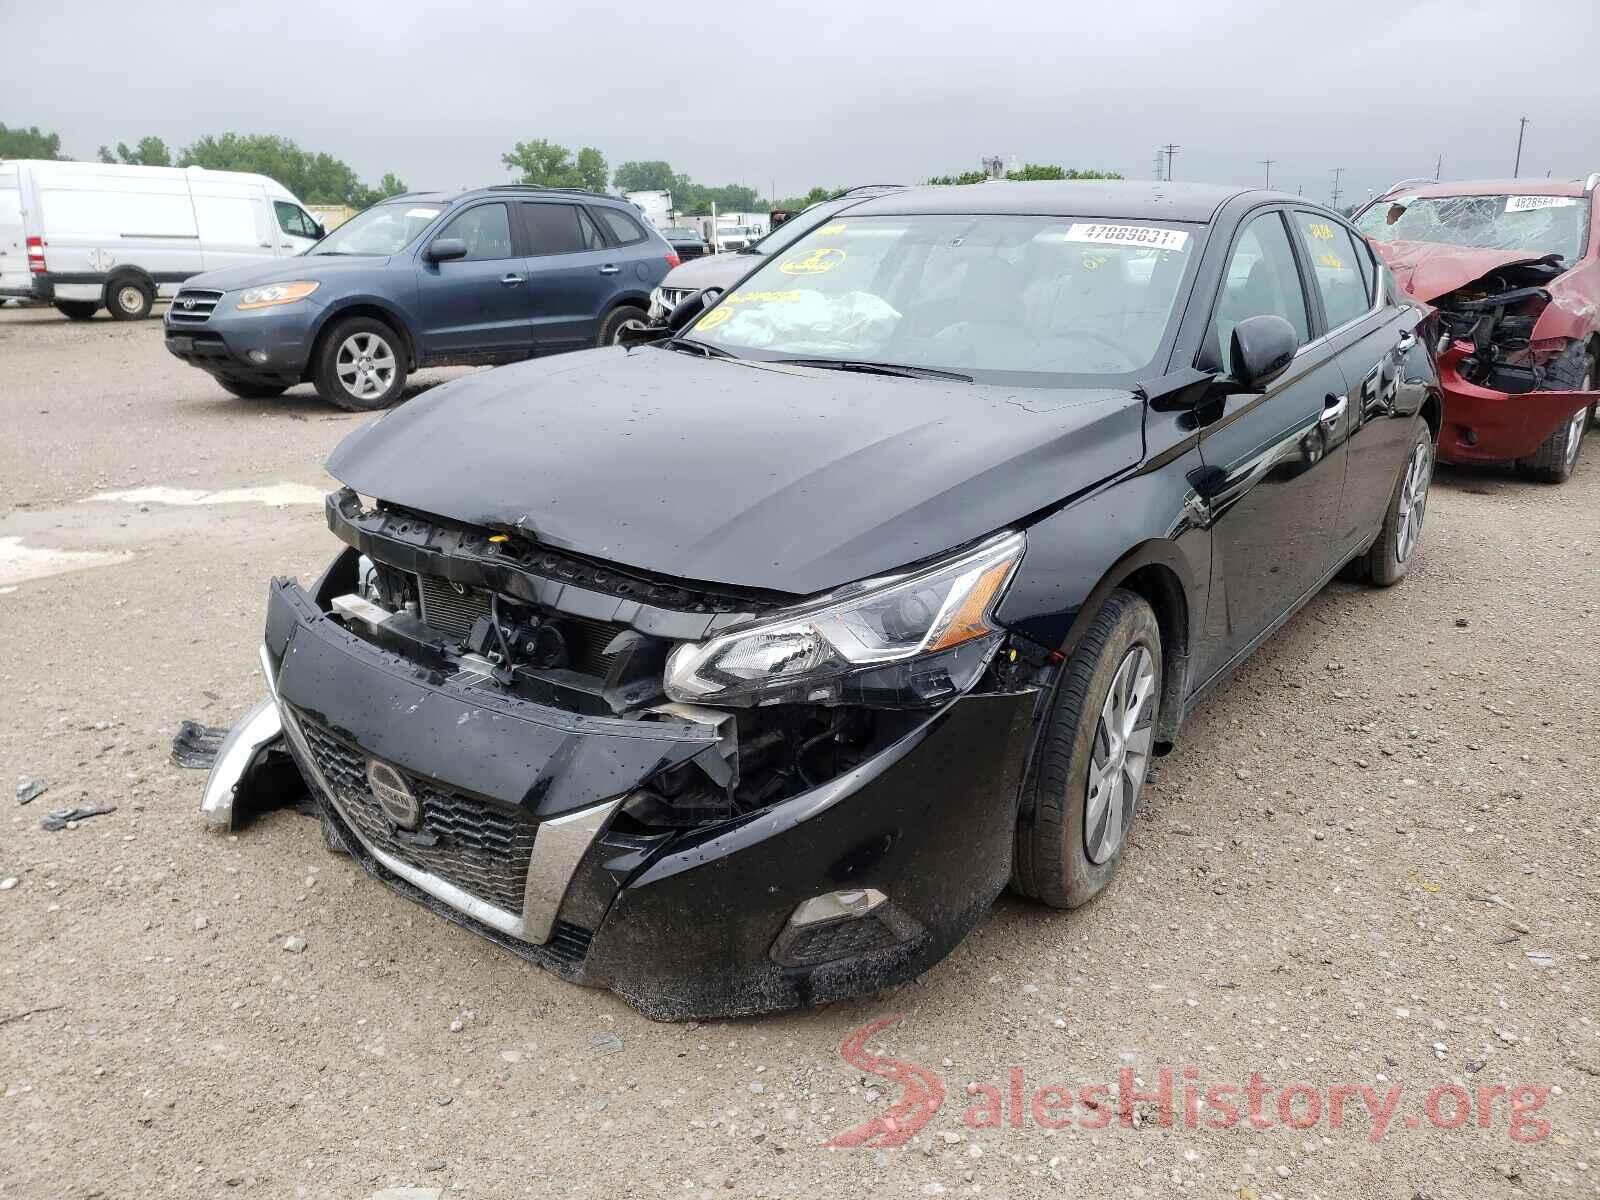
[1372,245,1597,465]
[203,489,1043,1019]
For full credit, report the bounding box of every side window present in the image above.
[1294,212,1371,329]
[520,203,590,256]
[1210,212,1311,374]
[438,203,513,261]
[596,207,646,246]
[274,201,318,239]
[576,207,607,251]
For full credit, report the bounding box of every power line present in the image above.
[1513,117,1529,177]
[1161,144,1181,183]
[1260,159,1276,189]
[1330,167,1345,210]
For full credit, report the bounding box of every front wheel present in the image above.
[598,305,650,346]
[1012,589,1163,909]
[313,317,408,411]
[1518,349,1593,483]
[55,300,98,320]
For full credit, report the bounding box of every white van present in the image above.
[0,160,324,320]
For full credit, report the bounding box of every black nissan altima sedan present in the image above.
[203,182,1440,1020]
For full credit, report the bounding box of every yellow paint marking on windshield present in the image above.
[780,247,847,276]
[724,290,805,306]
[817,222,848,235]
[697,307,734,331]
[1308,222,1336,241]
[1317,253,1344,269]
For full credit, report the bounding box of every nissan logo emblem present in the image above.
[366,759,421,829]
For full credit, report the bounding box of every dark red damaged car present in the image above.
[1354,177,1600,482]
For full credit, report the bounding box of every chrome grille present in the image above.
[658,287,695,312]
[168,288,223,324]
[296,713,536,914]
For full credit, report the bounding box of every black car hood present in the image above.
[326,348,1146,595]
[182,254,395,292]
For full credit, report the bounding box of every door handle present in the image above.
[500,274,524,286]
[258,242,273,248]
[1321,393,1348,428]
[1395,330,1416,353]
[598,264,620,275]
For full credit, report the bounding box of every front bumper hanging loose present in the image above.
[201,574,1037,1019]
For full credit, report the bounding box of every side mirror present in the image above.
[312,223,327,241]
[1230,314,1299,390]
[426,237,469,263]
[667,287,722,333]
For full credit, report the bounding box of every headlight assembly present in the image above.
[665,531,1024,708]
[236,281,320,310]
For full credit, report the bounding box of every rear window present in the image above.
[1294,213,1372,329]
[521,203,606,255]
[597,207,647,245]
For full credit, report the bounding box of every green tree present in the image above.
[501,138,574,186]
[177,133,398,207]
[0,123,66,159]
[98,136,173,167]
[574,146,608,192]
[613,160,675,192]
[773,186,844,211]
[929,164,1123,185]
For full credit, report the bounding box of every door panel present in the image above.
[517,202,620,352]
[193,182,273,272]
[1193,211,1349,683]
[413,202,529,361]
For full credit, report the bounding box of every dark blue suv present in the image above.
[164,185,678,410]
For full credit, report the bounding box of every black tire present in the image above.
[1012,589,1163,909]
[1518,344,1593,483]
[312,316,408,411]
[1348,422,1433,587]
[54,300,98,320]
[598,305,650,346]
[216,375,289,400]
[105,276,153,320]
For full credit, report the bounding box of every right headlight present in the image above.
[665,531,1024,708]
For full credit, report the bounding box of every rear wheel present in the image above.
[55,300,98,320]
[1351,423,1433,587]
[106,277,153,320]
[1012,589,1162,909]
[216,375,289,400]
[598,305,650,346]
[313,317,408,411]
[1518,347,1593,483]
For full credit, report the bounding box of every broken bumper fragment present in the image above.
[206,570,1035,1019]
[1435,345,1595,464]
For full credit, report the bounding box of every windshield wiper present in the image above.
[665,337,737,359]
[771,358,973,383]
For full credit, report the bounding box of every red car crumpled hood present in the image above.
[1368,239,1561,303]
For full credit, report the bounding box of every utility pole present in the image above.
[1260,159,1276,189]
[1330,166,1345,210]
[1152,150,1165,181]
[1434,153,1442,181]
[1161,144,1181,182]
[1513,116,1529,177]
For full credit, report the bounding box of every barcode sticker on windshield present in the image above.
[1065,223,1189,251]
[1505,195,1577,212]
[406,208,442,218]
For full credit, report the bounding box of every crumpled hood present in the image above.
[659,252,759,293]
[180,254,394,293]
[1368,238,1563,303]
[326,347,1145,595]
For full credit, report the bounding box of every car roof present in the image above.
[1381,178,1591,199]
[842,180,1260,223]
[381,184,627,207]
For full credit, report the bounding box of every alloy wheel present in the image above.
[611,317,649,344]
[1084,644,1157,865]
[336,332,397,400]
[1566,369,1593,470]
[1395,441,1432,563]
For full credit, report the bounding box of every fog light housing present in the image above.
[247,349,269,364]
[770,888,920,967]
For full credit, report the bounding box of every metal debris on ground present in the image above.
[41,804,117,832]
[17,779,49,805]
[589,1031,625,1057]
[171,720,229,769]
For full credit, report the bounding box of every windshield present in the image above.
[1355,193,1591,262]
[311,203,444,256]
[686,213,1200,384]
[664,227,700,238]
[744,204,842,255]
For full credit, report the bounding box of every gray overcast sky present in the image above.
[7,0,1600,206]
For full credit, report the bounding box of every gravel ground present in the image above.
[1,306,1596,1199]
